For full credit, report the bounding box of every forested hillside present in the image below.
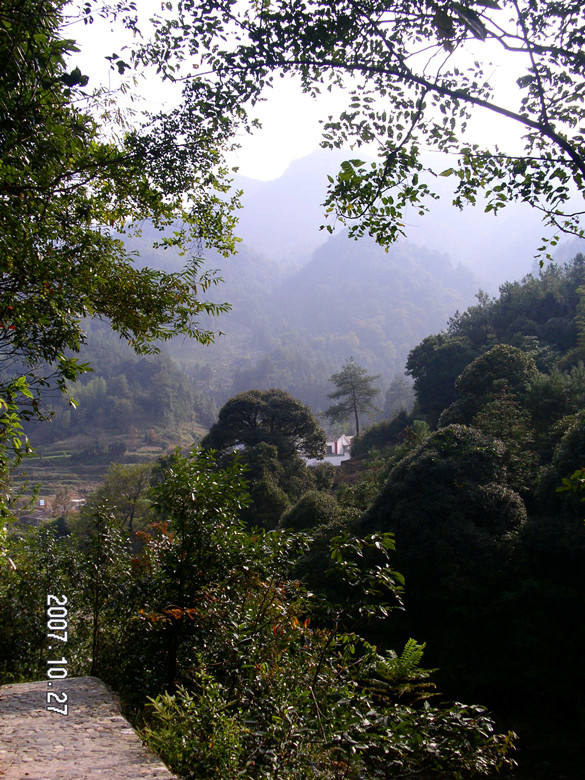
[345,255,585,776]
[23,321,214,445]
[407,256,585,425]
[233,148,556,288]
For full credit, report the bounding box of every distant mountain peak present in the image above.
[233,148,548,287]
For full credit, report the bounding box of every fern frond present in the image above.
[361,639,437,706]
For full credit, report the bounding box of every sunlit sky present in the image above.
[225,60,523,181]
[71,4,526,182]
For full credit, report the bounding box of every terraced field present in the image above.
[12,425,204,519]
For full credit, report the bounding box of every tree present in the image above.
[350,409,411,459]
[456,344,539,400]
[77,463,153,536]
[202,388,326,460]
[360,424,527,699]
[438,344,540,427]
[139,0,585,256]
[279,490,341,531]
[0,0,238,499]
[471,383,539,493]
[78,506,132,677]
[1,447,517,776]
[237,442,292,528]
[325,357,380,435]
[406,334,476,427]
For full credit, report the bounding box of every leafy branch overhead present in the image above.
[139,0,585,255]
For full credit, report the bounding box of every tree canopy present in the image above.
[137,0,585,255]
[406,257,585,426]
[202,388,326,459]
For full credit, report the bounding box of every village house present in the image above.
[326,434,353,458]
[305,434,353,466]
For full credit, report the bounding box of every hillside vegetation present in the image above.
[16,228,479,499]
[5,255,585,777]
[346,255,585,776]
[6,2,585,777]
[168,230,479,414]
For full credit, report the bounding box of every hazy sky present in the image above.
[72,13,349,180]
[227,59,523,181]
[226,32,526,181]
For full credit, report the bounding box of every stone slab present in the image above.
[0,677,179,779]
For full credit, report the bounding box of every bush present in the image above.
[351,410,410,459]
[1,448,517,779]
[552,410,585,480]
[359,425,527,700]
[142,675,244,780]
[279,490,340,530]
[242,477,290,529]
[310,460,337,491]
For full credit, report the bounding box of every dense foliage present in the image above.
[25,324,214,447]
[0,449,515,779]
[350,257,585,775]
[5,2,585,776]
[407,258,585,425]
[7,257,585,774]
[202,389,326,460]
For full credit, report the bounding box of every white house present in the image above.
[326,434,353,457]
[305,434,354,466]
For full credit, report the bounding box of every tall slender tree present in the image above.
[325,357,380,435]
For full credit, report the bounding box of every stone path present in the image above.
[0,677,180,779]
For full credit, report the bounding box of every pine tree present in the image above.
[325,357,380,435]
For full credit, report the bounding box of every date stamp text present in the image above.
[46,594,68,715]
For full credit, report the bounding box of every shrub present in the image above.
[279,490,340,530]
[351,410,410,459]
[142,675,244,780]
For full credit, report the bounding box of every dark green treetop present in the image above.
[406,335,476,427]
[279,490,340,531]
[456,344,539,400]
[438,344,540,427]
[358,423,527,700]
[202,388,326,460]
